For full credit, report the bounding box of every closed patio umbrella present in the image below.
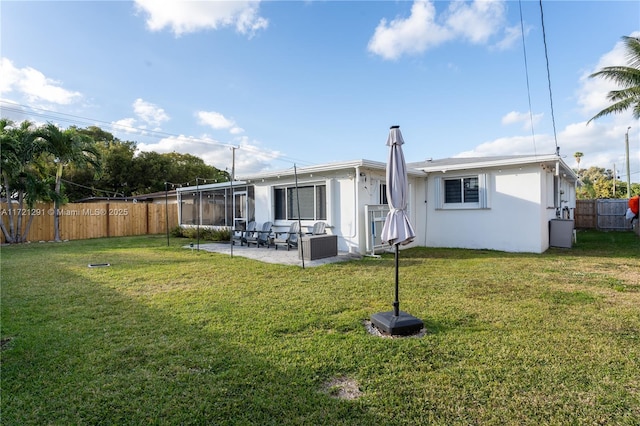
[371,125,423,336]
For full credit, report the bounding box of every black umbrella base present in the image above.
[370,311,424,336]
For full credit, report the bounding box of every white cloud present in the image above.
[197,111,234,129]
[577,31,640,117]
[502,110,543,131]
[455,134,549,158]
[458,113,637,180]
[197,110,245,135]
[109,99,169,139]
[136,134,281,175]
[111,117,139,133]
[0,58,82,105]
[133,98,170,127]
[134,0,268,37]
[458,33,640,181]
[368,1,450,60]
[577,41,628,116]
[493,24,525,51]
[0,59,18,95]
[444,0,505,44]
[368,0,510,60]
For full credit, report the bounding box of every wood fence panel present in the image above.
[575,200,596,229]
[1,202,54,242]
[597,199,631,230]
[147,203,177,234]
[575,199,635,230]
[1,202,178,243]
[106,203,145,237]
[31,203,55,241]
[58,203,109,240]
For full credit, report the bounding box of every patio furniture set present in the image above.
[232,221,337,260]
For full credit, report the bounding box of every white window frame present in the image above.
[435,174,489,210]
[274,183,327,221]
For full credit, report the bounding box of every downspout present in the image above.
[349,166,361,253]
[423,172,429,246]
[177,190,182,226]
[556,160,561,218]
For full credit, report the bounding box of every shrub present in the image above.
[213,228,231,241]
[170,226,185,238]
[169,226,231,242]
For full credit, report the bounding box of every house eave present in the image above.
[238,159,424,182]
[414,154,578,182]
[176,180,248,193]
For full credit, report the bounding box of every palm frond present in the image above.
[588,35,640,123]
[622,36,640,69]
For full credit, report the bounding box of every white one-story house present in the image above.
[176,153,578,254]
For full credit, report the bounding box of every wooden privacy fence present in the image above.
[575,199,633,231]
[1,202,178,243]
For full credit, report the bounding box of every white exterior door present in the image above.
[233,191,248,229]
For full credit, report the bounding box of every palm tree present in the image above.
[0,119,51,243]
[36,123,101,241]
[574,152,583,168]
[587,36,640,123]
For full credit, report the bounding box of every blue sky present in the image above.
[1,1,639,182]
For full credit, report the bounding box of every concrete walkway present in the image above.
[187,242,362,267]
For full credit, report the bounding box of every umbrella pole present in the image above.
[369,125,423,336]
[393,243,400,316]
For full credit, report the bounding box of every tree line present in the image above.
[0,119,228,243]
[574,165,640,199]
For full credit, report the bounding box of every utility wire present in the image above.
[539,0,559,153]
[0,100,317,168]
[60,178,124,198]
[518,0,537,156]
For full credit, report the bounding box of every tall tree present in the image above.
[588,36,640,123]
[574,152,583,170]
[99,140,136,197]
[0,119,51,243]
[129,151,228,195]
[36,123,101,241]
[65,132,136,200]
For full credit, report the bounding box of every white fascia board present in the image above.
[238,159,425,182]
[176,180,247,193]
[418,155,578,181]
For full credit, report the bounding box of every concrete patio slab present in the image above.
[186,242,362,267]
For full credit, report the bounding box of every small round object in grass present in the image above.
[88,263,111,268]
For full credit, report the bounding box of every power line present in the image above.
[518,0,538,156]
[539,0,559,152]
[0,100,318,169]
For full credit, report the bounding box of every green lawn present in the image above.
[1,231,639,425]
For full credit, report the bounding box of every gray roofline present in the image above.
[178,154,578,192]
[411,154,579,181]
[176,180,248,193]
[239,159,426,181]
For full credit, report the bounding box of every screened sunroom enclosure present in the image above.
[176,182,255,231]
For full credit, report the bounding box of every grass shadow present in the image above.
[1,266,384,424]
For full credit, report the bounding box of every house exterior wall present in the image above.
[177,156,577,255]
[353,168,425,254]
[249,169,362,253]
[353,168,426,254]
[424,165,549,253]
[249,166,425,255]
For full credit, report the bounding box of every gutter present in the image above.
[346,166,360,240]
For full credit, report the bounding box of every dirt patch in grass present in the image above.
[322,376,363,400]
[1,337,13,351]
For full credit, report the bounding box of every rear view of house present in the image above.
[176,153,578,254]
